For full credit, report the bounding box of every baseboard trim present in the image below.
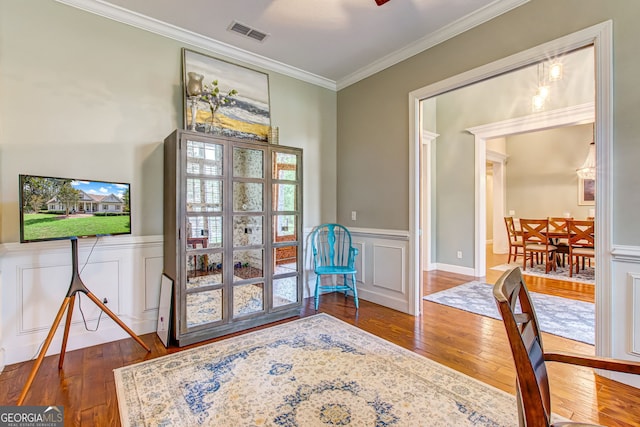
[433,263,476,277]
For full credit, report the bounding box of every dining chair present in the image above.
[548,217,571,267]
[567,219,595,277]
[493,266,640,427]
[310,223,359,310]
[504,217,524,264]
[519,218,557,274]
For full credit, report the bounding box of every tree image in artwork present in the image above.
[200,79,238,126]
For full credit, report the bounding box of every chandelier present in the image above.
[576,125,596,180]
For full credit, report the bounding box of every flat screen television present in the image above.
[19,174,131,243]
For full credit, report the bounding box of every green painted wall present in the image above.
[0,0,337,243]
[337,0,640,250]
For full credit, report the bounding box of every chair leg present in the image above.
[569,255,573,277]
[544,252,549,273]
[314,274,321,310]
[351,273,359,309]
[530,251,535,268]
[343,274,349,297]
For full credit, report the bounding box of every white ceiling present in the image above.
[58,0,529,89]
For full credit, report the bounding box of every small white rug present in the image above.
[491,262,595,284]
[114,314,519,426]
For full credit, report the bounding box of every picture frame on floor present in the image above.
[156,274,173,347]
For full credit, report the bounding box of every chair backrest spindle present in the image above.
[312,224,353,269]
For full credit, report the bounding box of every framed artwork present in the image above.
[182,48,271,141]
[578,177,595,206]
[156,274,173,347]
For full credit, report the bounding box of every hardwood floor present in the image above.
[1,247,639,426]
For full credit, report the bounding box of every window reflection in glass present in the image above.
[272,184,296,211]
[187,178,222,212]
[272,152,297,180]
[186,141,223,176]
[273,214,296,241]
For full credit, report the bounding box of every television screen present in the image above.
[19,174,131,243]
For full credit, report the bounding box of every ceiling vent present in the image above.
[228,21,269,42]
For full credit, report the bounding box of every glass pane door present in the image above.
[271,149,301,308]
[184,139,225,330]
[232,146,266,318]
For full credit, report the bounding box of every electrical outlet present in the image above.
[351,211,357,221]
[456,251,463,259]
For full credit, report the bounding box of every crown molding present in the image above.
[56,0,528,92]
[336,0,530,90]
[54,0,337,90]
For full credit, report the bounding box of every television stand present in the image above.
[17,238,151,405]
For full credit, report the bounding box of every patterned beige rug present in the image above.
[114,314,518,426]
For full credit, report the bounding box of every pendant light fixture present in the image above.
[532,62,550,112]
[576,124,596,180]
[549,62,563,81]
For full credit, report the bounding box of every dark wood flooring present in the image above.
[1,246,639,426]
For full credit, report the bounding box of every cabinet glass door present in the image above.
[232,145,265,318]
[184,139,225,330]
[271,150,301,308]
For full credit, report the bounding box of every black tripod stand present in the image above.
[17,238,151,405]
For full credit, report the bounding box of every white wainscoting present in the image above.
[608,245,640,389]
[1,228,411,369]
[0,235,163,369]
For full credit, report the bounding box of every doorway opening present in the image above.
[409,22,612,353]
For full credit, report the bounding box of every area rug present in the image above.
[424,281,594,345]
[114,313,519,426]
[490,262,595,284]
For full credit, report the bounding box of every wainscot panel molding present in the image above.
[301,227,411,313]
[605,244,640,389]
[0,235,163,367]
[630,273,640,357]
[350,228,411,313]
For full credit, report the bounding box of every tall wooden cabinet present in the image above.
[163,129,302,346]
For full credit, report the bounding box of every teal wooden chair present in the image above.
[311,223,359,310]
